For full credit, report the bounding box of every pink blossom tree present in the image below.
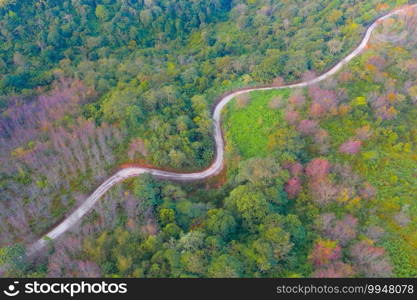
[313,129,330,154]
[339,140,362,155]
[309,102,326,119]
[310,179,338,206]
[297,119,319,135]
[285,177,302,199]
[305,158,331,181]
[350,240,393,277]
[284,109,300,125]
[355,125,373,141]
[316,214,358,246]
[330,215,358,245]
[285,161,303,177]
[289,93,306,108]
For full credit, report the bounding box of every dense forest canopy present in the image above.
[0,0,416,278]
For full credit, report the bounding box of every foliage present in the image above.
[1,0,416,278]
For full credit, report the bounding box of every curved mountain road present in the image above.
[27,4,416,255]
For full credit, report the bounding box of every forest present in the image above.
[0,0,416,278]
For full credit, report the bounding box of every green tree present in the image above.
[133,174,161,208]
[95,5,109,21]
[207,255,243,278]
[225,185,268,231]
[205,209,237,239]
[0,244,27,274]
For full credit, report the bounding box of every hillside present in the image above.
[0,0,416,278]
[224,7,417,276]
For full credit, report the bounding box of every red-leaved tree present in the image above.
[309,239,342,267]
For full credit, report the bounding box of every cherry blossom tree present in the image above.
[339,140,362,155]
[330,215,358,245]
[283,161,303,177]
[128,138,148,160]
[311,179,338,206]
[297,119,319,135]
[284,109,300,125]
[76,261,101,277]
[355,125,373,141]
[350,240,393,277]
[313,129,330,154]
[316,214,358,246]
[305,158,331,181]
[285,177,302,199]
[309,102,326,119]
[309,239,341,267]
[288,93,306,108]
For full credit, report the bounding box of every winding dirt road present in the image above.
[27,4,416,255]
